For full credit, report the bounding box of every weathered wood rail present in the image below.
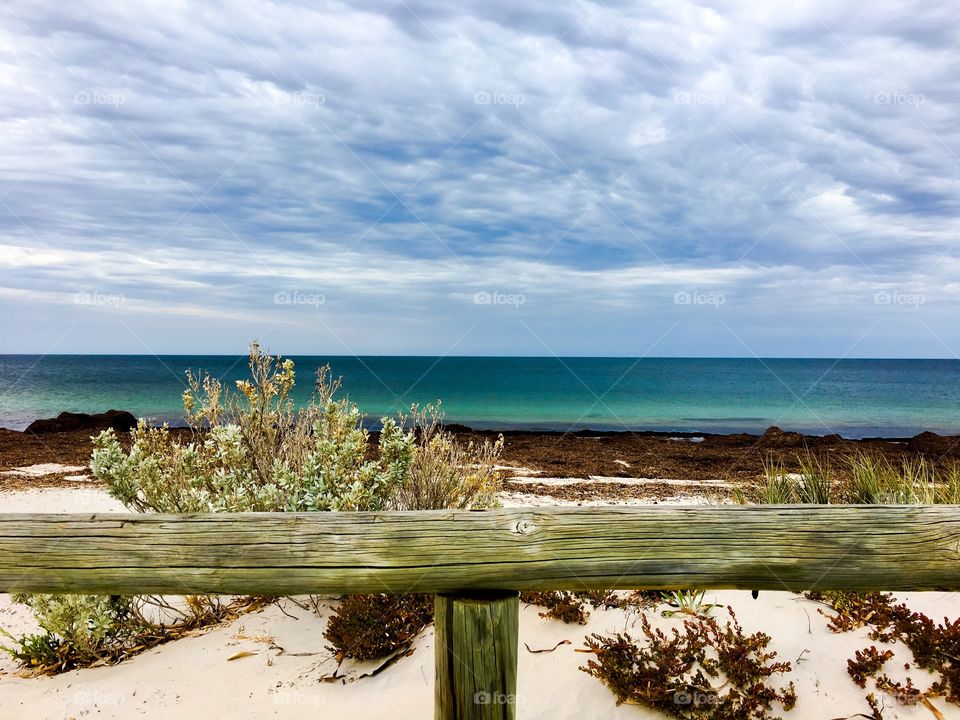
[2,505,960,719]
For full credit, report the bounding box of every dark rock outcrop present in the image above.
[25,410,137,435]
[758,425,805,446]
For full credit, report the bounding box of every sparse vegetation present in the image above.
[751,451,960,506]
[737,456,960,718]
[581,607,797,719]
[3,342,503,672]
[808,590,960,712]
[520,590,660,624]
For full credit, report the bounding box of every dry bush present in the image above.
[521,590,659,624]
[810,591,960,709]
[323,594,434,662]
[391,403,503,510]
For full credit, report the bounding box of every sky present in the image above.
[1,0,959,358]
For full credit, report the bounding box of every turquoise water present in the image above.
[0,356,958,437]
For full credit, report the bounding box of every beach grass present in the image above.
[751,451,960,506]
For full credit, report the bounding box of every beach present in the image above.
[5,0,960,715]
[1,434,958,719]
[5,421,960,499]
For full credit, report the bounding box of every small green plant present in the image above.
[0,593,136,671]
[660,589,719,618]
[0,594,263,674]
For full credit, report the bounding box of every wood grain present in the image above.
[1,505,959,594]
[435,592,518,720]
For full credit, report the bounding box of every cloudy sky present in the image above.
[1,0,958,357]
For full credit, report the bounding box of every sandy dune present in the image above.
[0,486,955,719]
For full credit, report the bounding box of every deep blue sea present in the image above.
[0,356,958,438]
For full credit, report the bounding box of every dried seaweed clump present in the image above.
[581,607,797,719]
[521,590,659,624]
[323,594,434,662]
[809,591,960,709]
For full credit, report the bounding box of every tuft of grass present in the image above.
[754,452,960,506]
[795,452,833,504]
[760,458,797,504]
[660,589,719,618]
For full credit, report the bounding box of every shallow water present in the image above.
[1,355,958,437]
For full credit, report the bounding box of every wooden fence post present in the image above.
[435,591,519,720]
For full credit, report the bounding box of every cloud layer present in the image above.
[1,0,959,356]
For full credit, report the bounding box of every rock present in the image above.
[441,423,474,434]
[25,410,137,435]
[907,431,948,455]
[759,425,805,446]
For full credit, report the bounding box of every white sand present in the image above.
[0,487,955,719]
[1,464,87,479]
[504,476,731,488]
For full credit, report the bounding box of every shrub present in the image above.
[391,404,503,511]
[0,593,135,671]
[521,591,593,624]
[0,594,264,674]
[581,607,796,719]
[323,594,434,662]
[521,590,660,624]
[91,344,415,513]
[811,590,960,709]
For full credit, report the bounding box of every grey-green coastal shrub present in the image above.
[91,344,416,513]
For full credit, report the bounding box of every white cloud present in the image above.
[0,0,958,355]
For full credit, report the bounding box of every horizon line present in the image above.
[0,353,957,361]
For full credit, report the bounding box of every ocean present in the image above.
[0,355,958,438]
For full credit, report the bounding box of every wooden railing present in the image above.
[2,505,959,719]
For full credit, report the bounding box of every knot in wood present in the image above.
[514,518,533,534]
